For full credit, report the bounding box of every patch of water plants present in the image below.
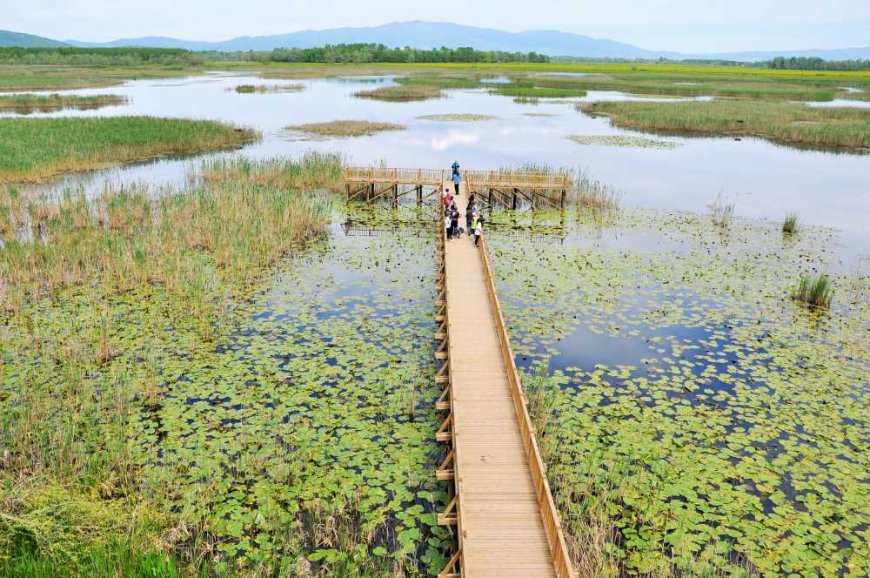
[568,134,681,149]
[1,173,449,575]
[486,208,869,577]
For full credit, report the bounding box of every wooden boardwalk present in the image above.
[435,182,574,578]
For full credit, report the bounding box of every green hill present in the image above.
[0,30,67,48]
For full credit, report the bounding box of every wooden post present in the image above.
[393,184,398,208]
[560,189,566,210]
[488,188,493,208]
[512,188,518,210]
[369,182,375,201]
[416,185,423,206]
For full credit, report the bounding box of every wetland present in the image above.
[0,62,868,577]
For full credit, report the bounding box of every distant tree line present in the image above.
[0,47,204,66]
[765,56,870,71]
[269,44,549,63]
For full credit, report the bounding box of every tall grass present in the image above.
[0,117,258,184]
[353,85,443,102]
[0,94,128,113]
[782,213,799,234]
[791,273,833,308]
[571,171,624,210]
[708,193,735,229]
[578,100,870,150]
[491,82,587,98]
[1,157,337,314]
[195,152,344,191]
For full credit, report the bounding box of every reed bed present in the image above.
[195,152,344,191]
[579,100,870,150]
[352,85,443,102]
[230,83,304,94]
[0,158,334,315]
[491,82,587,98]
[571,171,624,210]
[0,117,258,184]
[290,120,406,137]
[0,93,128,113]
[0,64,199,92]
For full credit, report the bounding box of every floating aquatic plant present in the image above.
[486,207,867,577]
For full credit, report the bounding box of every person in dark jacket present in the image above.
[451,160,460,175]
[465,202,475,236]
[450,206,460,238]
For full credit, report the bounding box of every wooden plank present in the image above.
[442,181,561,578]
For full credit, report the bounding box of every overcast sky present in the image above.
[6,0,869,52]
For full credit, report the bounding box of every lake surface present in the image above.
[5,71,869,256]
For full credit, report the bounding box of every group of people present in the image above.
[443,161,484,246]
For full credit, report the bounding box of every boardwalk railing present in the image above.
[343,167,447,186]
[343,167,572,191]
[478,235,576,578]
[464,169,572,192]
[434,207,466,578]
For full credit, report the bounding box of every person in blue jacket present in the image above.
[452,170,461,195]
[451,160,460,175]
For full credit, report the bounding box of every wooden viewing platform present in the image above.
[343,167,572,209]
[434,182,575,578]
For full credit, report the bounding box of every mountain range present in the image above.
[1,21,868,61]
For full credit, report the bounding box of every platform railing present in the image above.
[343,167,571,191]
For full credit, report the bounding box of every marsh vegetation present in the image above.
[487,209,868,577]
[0,117,257,183]
[352,85,443,102]
[231,83,304,94]
[289,120,406,137]
[579,99,870,150]
[416,113,497,122]
[0,93,128,113]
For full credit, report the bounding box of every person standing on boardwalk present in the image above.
[474,215,484,247]
[465,201,476,236]
[445,208,453,240]
[450,205,460,238]
[452,170,461,195]
[451,160,460,176]
[442,188,452,208]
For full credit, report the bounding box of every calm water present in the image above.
[5,71,869,253]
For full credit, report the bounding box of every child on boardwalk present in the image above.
[465,202,476,236]
[445,209,452,240]
[474,215,484,247]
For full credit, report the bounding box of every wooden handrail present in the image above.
[342,167,571,191]
[477,234,577,578]
[436,204,468,577]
